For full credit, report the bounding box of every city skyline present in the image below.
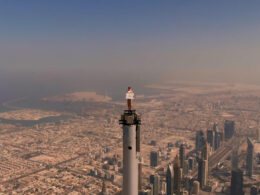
[0,1,260,194]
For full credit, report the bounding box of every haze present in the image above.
[1,0,260,100]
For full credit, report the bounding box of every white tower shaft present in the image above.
[120,87,141,195]
[123,125,138,195]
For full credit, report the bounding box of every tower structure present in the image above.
[198,159,208,188]
[231,148,239,170]
[206,129,215,150]
[201,142,209,161]
[213,123,221,150]
[198,143,208,188]
[138,157,144,191]
[250,186,258,195]
[150,151,159,167]
[195,131,205,153]
[230,169,244,195]
[179,144,186,169]
[150,174,160,195]
[224,120,235,140]
[174,155,181,195]
[166,163,174,195]
[246,137,254,177]
[119,87,141,195]
[191,181,200,195]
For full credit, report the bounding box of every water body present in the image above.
[0,115,72,127]
[0,71,170,118]
[0,70,166,103]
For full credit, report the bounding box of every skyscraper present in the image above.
[214,132,221,150]
[206,129,215,149]
[160,181,167,195]
[196,131,209,188]
[198,159,208,188]
[250,186,258,195]
[183,159,189,175]
[213,122,218,132]
[119,87,141,195]
[198,142,209,188]
[150,151,159,167]
[179,144,186,169]
[230,169,244,195]
[196,131,205,152]
[191,181,200,195]
[138,157,144,191]
[188,157,195,170]
[224,120,235,140]
[182,176,193,194]
[166,163,173,195]
[213,123,222,150]
[201,142,209,161]
[231,149,238,170]
[173,155,181,195]
[246,137,254,177]
[150,174,159,195]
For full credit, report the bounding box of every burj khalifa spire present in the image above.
[119,87,141,195]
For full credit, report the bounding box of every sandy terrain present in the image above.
[42,91,111,103]
[0,109,61,121]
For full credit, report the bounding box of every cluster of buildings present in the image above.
[0,83,260,194]
[137,120,260,195]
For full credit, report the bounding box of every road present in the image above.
[191,136,244,178]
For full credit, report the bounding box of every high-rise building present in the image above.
[214,132,221,150]
[119,87,141,195]
[201,142,209,161]
[213,122,218,131]
[196,131,205,152]
[138,157,144,191]
[230,169,244,195]
[174,155,181,195]
[198,142,209,189]
[150,174,159,195]
[206,129,215,149]
[160,181,167,195]
[224,120,235,140]
[191,181,200,195]
[212,123,222,150]
[183,159,189,175]
[231,149,238,170]
[179,144,186,169]
[166,163,173,195]
[188,157,195,170]
[198,159,208,188]
[213,123,224,141]
[150,151,159,167]
[182,176,193,194]
[250,186,258,195]
[246,137,254,177]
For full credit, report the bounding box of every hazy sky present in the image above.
[0,1,260,99]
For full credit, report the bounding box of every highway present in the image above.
[191,136,244,178]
